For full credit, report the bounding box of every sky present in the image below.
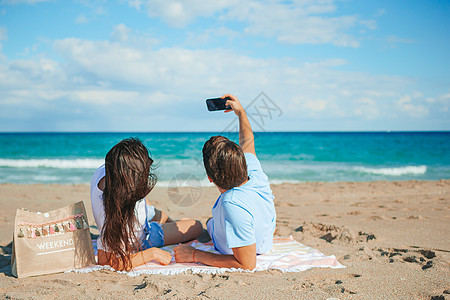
[0,0,449,132]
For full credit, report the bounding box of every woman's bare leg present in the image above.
[161,220,203,246]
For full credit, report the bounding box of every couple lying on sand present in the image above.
[90,94,276,271]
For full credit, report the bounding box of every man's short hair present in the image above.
[202,136,248,190]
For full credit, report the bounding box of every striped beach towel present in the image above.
[71,236,345,276]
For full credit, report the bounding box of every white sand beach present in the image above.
[0,180,449,299]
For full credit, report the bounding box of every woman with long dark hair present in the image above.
[90,138,202,270]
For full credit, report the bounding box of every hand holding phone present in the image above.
[221,94,244,116]
[206,97,232,111]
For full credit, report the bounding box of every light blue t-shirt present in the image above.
[207,153,276,255]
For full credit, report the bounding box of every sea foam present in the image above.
[356,165,427,176]
[0,158,103,169]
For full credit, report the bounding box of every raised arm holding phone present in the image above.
[174,94,276,270]
[224,94,256,156]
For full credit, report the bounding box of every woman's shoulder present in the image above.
[90,165,106,206]
[90,165,106,188]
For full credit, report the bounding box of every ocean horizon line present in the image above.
[1,130,449,134]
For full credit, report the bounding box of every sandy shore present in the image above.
[0,180,449,299]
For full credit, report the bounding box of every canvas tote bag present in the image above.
[11,201,96,278]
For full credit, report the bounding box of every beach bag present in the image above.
[11,201,96,278]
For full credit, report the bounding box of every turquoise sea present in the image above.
[0,132,449,185]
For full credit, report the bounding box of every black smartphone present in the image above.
[206,97,232,111]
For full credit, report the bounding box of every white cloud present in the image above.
[375,9,386,17]
[93,6,107,15]
[185,26,240,46]
[126,0,143,10]
[304,58,348,68]
[111,24,132,42]
[441,93,450,100]
[359,19,377,30]
[356,98,376,105]
[72,2,108,25]
[0,26,7,41]
[434,93,450,113]
[387,35,415,48]
[412,91,423,98]
[387,35,415,44]
[144,0,238,28]
[53,36,280,93]
[0,58,65,90]
[75,14,89,24]
[354,98,379,118]
[1,0,49,3]
[134,0,374,47]
[397,95,428,117]
[70,90,140,105]
[304,99,327,112]
[233,6,362,47]
[397,95,410,106]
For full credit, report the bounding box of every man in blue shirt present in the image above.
[174,94,276,270]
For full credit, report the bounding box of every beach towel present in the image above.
[70,236,344,276]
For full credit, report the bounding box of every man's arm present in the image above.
[173,243,256,270]
[223,94,256,156]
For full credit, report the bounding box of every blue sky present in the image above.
[0,0,449,132]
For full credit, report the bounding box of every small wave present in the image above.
[356,165,427,176]
[0,158,104,169]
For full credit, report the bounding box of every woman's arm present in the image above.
[173,243,256,270]
[97,247,172,271]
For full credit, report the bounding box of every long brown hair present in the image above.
[102,138,157,270]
